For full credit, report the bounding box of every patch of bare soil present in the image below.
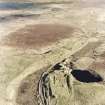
[16,66,50,105]
[2,24,74,49]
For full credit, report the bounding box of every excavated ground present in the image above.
[1,0,105,105]
[16,57,105,105]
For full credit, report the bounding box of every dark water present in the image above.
[0,14,40,22]
[0,2,46,22]
[0,2,35,10]
[71,69,103,83]
[0,2,66,22]
[0,1,72,10]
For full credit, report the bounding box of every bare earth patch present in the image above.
[2,24,74,49]
[16,67,49,105]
